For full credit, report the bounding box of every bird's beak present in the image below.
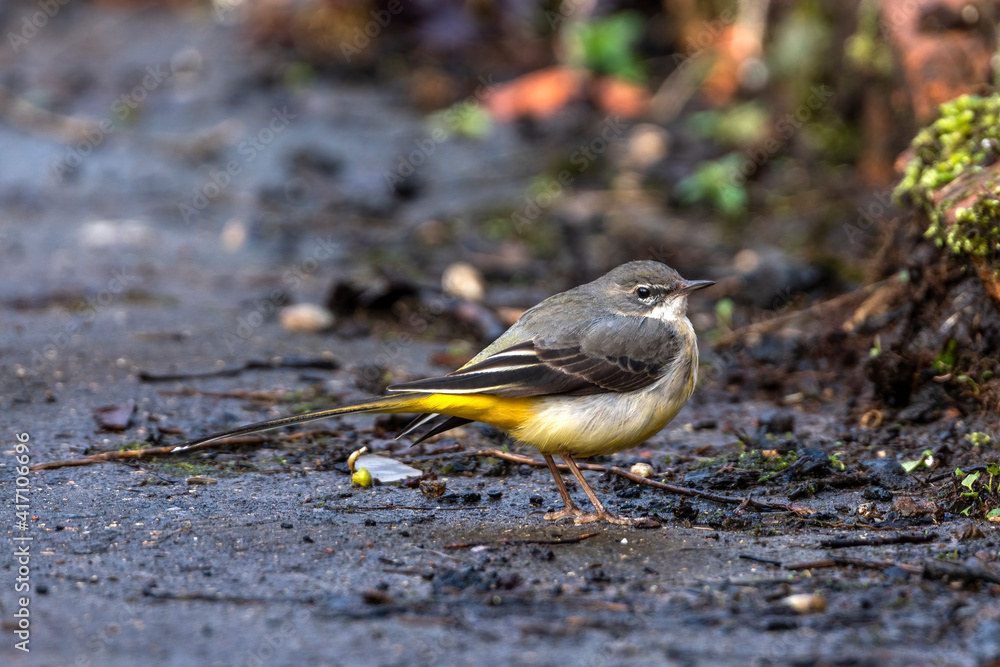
[679,279,715,294]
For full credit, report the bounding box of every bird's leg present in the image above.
[542,454,590,521]
[560,455,636,526]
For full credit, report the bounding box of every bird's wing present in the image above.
[388,315,680,398]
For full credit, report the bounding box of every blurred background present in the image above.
[6,4,1000,665]
[1,0,996,411]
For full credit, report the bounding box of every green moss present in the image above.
[737,448,797,472]
[738,448,797,482]
[118,441,148,452]
[895,94,1000,271]
[845,0,894,76]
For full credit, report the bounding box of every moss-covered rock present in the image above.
[895,94,1000,276]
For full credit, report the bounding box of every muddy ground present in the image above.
[2,5,999,667]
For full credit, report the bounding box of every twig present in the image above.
[123,462,180,484]
[470,448,815,516]
[819,533,937,549]
[739,554,783,567]
[784,557,923,575]
[325,505,488,512]
[157,388,288,402]
[715,279,891,348]
[443,532,599,550]
[926,465,987,485]
[922,559,1000,585]
[29,429,336,471]
[138,357,339,382]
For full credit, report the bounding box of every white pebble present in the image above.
[280,303,335,333]
[442,262,486,302]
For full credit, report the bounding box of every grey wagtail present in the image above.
[171,260,713,525]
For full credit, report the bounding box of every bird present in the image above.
[170,260,713,525]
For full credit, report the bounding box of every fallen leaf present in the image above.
[893,496,939,518]
[355,454,422,483]
[486,66,584,122]
[92,403,135,431]
[591,76,650,118]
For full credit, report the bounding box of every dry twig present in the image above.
[819,533,937,549]
[443,532,599,550]
[471,447,816,516]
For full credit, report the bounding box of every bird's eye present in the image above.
[635,286,651,299]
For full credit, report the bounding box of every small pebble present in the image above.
[862,486,893,501]
[420,480,447,497]
[186,476,218,485]
[442,262,486,302]
[630,462,655,478]
[781,593,827,614]
[280,303,335,333]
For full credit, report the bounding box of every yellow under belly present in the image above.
[410,393,535,433]
[510,392,686,457]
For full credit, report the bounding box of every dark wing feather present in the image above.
[408,416,474,445]
[389,315,680,398]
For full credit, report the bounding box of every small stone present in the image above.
[862,486,893,501]
[441,262,486,302]
[186,476,218,485]
[758,410,795,435]
[860,458,915,490]
[280,303,335,333]
[781,593,827,614]
[621,123,669,169]
[420,480,447,497]
[630,462,655,478]
[857,502,882,520]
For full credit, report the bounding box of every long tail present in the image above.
[170,393,424,453]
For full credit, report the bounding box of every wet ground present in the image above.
[2,5,999,667]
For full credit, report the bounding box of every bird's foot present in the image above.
[571,511,638,526]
